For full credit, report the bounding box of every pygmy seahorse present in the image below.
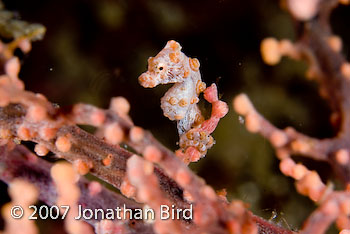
[138,40,228,162]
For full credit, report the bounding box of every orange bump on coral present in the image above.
[90,109,106,126]
[336,214,350,230]
[176,168,191,187]
[88,181,102,196]
[34,144,49,156]
[245,114,261,133]
[0,128,11,139]
[341,63,350,80]
[120,179,136,198]
[138,186,153,202]
[328,35,342,52]
[335,149,349,165]
[127,155,144,179]
[296,171,325,202]
[291,163,308,180]
[73,159,91,175]
[9,179,38,204]
[129,126,144,142]
[201,185,217,201]
[104,123,124,145]
[17,125,31,141]
[270,131,288,147]
[143,145,162,162]
[39,127,57,141]
[340,199,350,215]
[27,105,47,122]
[233,94,254,116]
[5,57,20,78]
[321,200,339,216]
[18,39,32,53]
[193,203,213,226]
[339,0,350,5]
[183,190,194,202]
[35,93,48,101]
[51,161,77,183]
[55,135,72,152]
[260,38,281,65]
[291,139,310,153]
[279,39,295,56]
[102,154,113,166]
[216,189,228,202]
[279,158,296,176]
[110,96,130,116]
[143,160,154,176]
[287,0,319,21]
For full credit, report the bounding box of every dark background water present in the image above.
[1,0,350,233]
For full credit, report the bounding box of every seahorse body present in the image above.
[138,40,227,162]
[139,40,205,135]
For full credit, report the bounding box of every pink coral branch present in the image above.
[300,191,350,233]
[126,155,187,234]
[237,0,350,184]
[233,93,334,161]
[0,145,153,234]
[0,103,187,209]
[233,0,350,233]
[69,102,181,165]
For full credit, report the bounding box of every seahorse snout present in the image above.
[138,73,157,88]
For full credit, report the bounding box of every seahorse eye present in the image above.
[156,63,166,72]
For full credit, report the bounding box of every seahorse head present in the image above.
[138,40,191,88]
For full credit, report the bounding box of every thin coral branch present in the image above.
[236,0,350,183]
[300,191,350,233]
[233,0,350,233]
[69,102,180,167]
[68,102,294,233]
[0,103,186,209]
[0,107,295,234]
[233,93,334,159]
[1,178,39,234]
[126,155,187,234]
